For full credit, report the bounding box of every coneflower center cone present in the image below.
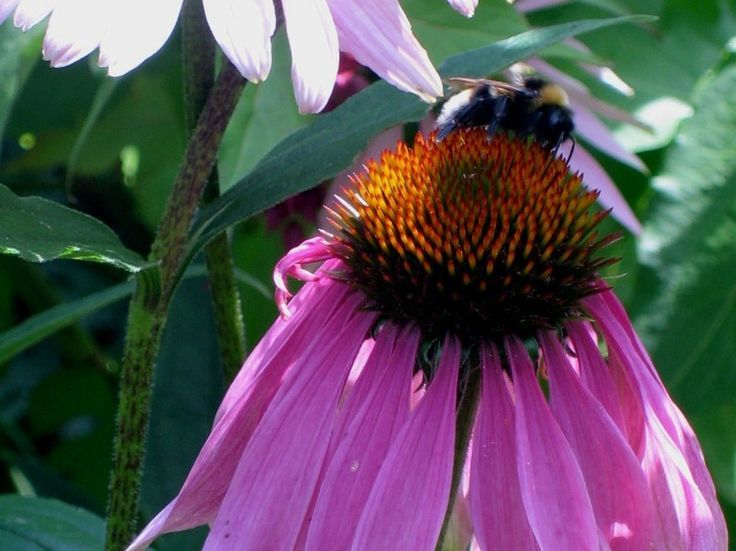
[328,129,616,344]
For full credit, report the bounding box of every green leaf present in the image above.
[190,15,653,254]
[633,64,736,501]
[439,15,654,77]
[0,495,104,551]
[0,183,145,272]
[0,264,268,365]
[0,280,133,365]
[140,278,224,551]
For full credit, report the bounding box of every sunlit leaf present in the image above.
[0,183,145,272]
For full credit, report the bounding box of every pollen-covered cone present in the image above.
[127,129,726,550]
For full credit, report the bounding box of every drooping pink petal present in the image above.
[203,299,376,549]
[306,324,418,549]
[328,0,443,104]
[215,273,351,423]
[352,336,460,549]
[13,0,53,30]
[126,282,359,551]
[447,0,477,17]
[470,343,538,550]
[565,321,627,436]
[585,290,728,549]
[541,331,659,548]
[98,0,183,77]
[281,0,339,113]
[514,0,569,13]
[202,0,275,83]
[566,142,642,235]
[0,0,20,25]
[570,97,648,173]
[506,335,599,550]
[526,57,643,129]
[42,0,108,68]
[273,236,334,316]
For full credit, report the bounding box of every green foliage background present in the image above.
[0,0,735,547]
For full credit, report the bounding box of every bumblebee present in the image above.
[436,76,574,151]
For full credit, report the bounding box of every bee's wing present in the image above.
[445,77,535,97]
[445,77,493,91]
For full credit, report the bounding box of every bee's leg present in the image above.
[485,95,510,139]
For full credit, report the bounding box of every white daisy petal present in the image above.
[98,0,183,77]
[202,0,275,83]
[328,0,442,104]
[447,0,477,17]
[42,0,109,67]
[0,0,21,25]
[281,0,339,114]
[13,0,54,30]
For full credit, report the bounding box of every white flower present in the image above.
[0,0,478,113]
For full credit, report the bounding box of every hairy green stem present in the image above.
[104,51,245,551]
[183,0,246,381]
[203,230,246,381]
[437,364,482,550]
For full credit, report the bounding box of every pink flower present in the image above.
[128,129,726,550]
[0,0,456,113]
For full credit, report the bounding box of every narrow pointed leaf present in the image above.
[189,15,653,253]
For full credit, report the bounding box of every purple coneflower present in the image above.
[0,0,456,113]
[129,129,726,549]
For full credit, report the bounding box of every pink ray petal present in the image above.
[215,275,351,423]
[565,321,627,434]
[328,0,442,104]
[352,336,460,549]
[281,0,339,113]
[0,0,20,25]
[202,0,275,83]
[541,331,659,548]
[126,282,360,550]
[585,290,727,549]
[514,0,569,13]
[306,324,418,549]
[526,57,643,128]
[570,97,648,173]
[506,335,599,550]
[447,0,477,17]
[42,0,108,68]
[470,343,539,550]
[98,0,183,77]
[273,236,334,316]
[566,142,642,235]
[203,300,376,549]
[13,0,53,30]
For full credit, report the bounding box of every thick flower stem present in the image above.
[104,52,245,551]
[183,0,246,380]
[437,364,482,550]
